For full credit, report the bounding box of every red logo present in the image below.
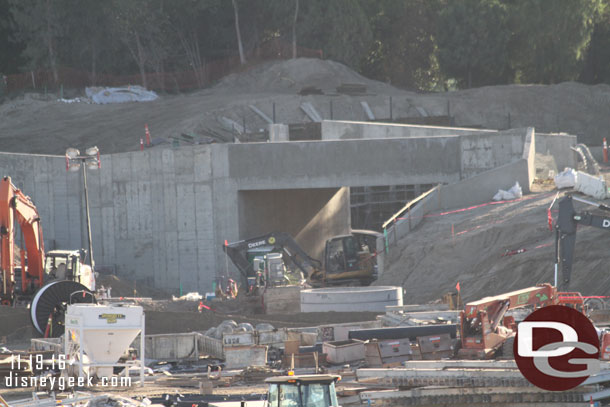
[514,305,599,391]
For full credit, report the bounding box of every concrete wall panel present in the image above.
[321,120,496,140]
[227,137,462,189]
[536,133,577,171]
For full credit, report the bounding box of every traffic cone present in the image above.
[43,314,53,338]
[140,137,144,151]
[604,138,608,163]
[145,124,151,147]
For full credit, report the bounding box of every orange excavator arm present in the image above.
[0,177,45,302]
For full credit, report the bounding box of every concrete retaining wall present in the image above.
[0,123,561,293]
[321,120,495,140]
[536,133,577,172]
[384,128,535,247]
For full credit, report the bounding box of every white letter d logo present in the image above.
[518,321,577,357]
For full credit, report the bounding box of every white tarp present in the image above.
[554,168,577,189]
[85,86,158,104]
[493,182,523,201]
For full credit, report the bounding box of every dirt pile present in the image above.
[0,306,33,344]
[96,274,171,299]
[2,58,610,155]
[377,189,610,303]
[213,58,393,94]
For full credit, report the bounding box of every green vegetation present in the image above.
[1,0,609,91]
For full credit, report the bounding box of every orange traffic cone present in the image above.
[145,124,151,147]
[43,314,53,338]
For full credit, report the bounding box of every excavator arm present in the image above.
[223,232,321,285]
[0,177,45,302]
[556,195,610,290]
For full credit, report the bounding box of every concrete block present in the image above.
[146,332,200,361]
[224,345,267,369]
[323,339,365,364]
[575,171,609,200]
[301,286,403,313]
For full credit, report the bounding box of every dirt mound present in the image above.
[96,274,171,299]
[418,82,610,145]
[377,189,610,303]
[0,306,34,344]
[212,58,391,95]
[2,58,610,155]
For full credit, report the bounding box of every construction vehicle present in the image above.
[0,176,95,335]
[555,194,610,291]
[222,230,380,289]
[265,374,341,407]
[458,283,586,358]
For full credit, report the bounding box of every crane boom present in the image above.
[0,176,45,303]
[556,194,610,290]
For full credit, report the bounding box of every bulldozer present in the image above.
[223,230,382,290]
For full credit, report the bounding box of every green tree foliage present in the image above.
[296,0,373,69]
[0,0,25,74]
[436,0,511,88]
[361,0,442,90]
[8,0,68,82]
[581,1,610,83]
[4,0,610,90]
[509,0,603,84]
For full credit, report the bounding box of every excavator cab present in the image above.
[44,250,95,291]
[322,231,378,286]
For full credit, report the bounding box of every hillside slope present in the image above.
[0,59,609,155]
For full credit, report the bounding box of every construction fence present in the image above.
[4,40,323,95]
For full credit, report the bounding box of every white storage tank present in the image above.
[65,303,144,380]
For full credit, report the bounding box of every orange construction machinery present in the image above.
[0,176,95,335]
[458,284,587,358]
[0,175,45,304]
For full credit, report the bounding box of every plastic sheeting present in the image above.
[85,86,158,104]
[554,167,577,189]
[493,181,523,201]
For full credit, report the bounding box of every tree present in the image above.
[9,0,66,83]
[292,0,299,59]
[509,0,603,84]
[110,0,172,89]
[361,0,442,90]
[436,0,511,88]
[295,0,372,69]
[232,0,246,64]
[0,0,25,74]
[581,1,610,83]
[60,0,115,85]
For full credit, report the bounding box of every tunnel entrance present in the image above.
[237,187,350,261]
[350,184,436,231]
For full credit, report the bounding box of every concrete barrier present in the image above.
[300,286,403,312]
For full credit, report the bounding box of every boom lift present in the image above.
[556,194,610,291]
[223,230,380,289]
[458,284,568,358]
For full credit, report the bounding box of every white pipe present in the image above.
[554,263,558,288]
